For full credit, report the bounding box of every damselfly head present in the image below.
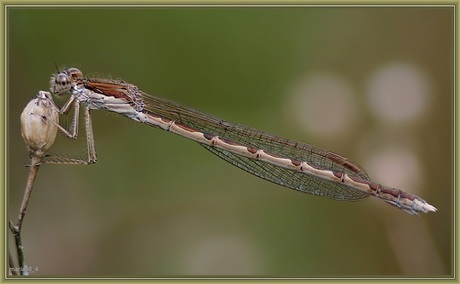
[50,67,83,96]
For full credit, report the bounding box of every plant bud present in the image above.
[20,91,59,158]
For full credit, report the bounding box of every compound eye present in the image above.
[66,68,83,80]
[55,73,69,86]
[50,67,84,95]
[51,73,72,95]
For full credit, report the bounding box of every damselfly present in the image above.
[49,67,436,215]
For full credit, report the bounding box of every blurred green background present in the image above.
[7,7,452,277]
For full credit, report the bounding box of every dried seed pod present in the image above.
[20,91,59,160]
